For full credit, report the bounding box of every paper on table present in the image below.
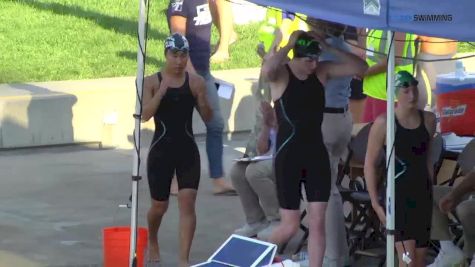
[233,154,273,162]
[252,155,273,161]
[443,132,474,148]
[217,83,234,99]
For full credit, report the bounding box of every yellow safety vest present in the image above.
[265,8,283,27]
[264,9,308,58]
[363,30,416,100]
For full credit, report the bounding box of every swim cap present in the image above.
[293,32,321,60]
[164,33,189,53]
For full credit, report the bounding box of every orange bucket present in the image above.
[103,226,148,267]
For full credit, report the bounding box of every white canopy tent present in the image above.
[129,0,475,266]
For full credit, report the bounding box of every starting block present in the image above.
[192,234,277,267]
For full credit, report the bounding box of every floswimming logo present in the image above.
[391,13,454,23]
[413,14,453,22]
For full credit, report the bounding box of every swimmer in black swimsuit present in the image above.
[141,33,212,267]
[261,30,368,266]
[365,71,437,267]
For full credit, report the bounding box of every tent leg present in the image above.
[386,30,396,267]
[130,0,148,266]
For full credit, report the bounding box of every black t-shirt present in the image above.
[167,0,212,74]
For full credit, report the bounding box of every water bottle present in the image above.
[258,17,277,53]
[455,60,466,80]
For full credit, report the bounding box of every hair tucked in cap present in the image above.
[164,33,189,53]
[293,32,321,60]
[395,71,418,87]
[394,70,419,96]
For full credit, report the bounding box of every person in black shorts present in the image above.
[262,30,368,266]
[344,25,365,103]
[345,26,367,122]
[365,71,437,267]
[141,33,212,267]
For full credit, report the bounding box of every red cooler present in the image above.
[435,71,475,136]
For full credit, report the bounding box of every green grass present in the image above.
[458,42,475,53]
[0,0,261,83]
[1,0,474,83]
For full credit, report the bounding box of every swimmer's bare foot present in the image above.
[146,242,160,265]
[212,177,237,196]
[178,259,190,267]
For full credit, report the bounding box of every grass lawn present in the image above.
[0,0,261,83]
[1,0,474,83]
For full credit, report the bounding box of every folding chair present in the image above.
[335,123,386,262]
[337,123,371,234]
[440,138,475,186]
[311,122,384,266]
[337,123,373,225]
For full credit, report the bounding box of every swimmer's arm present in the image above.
[256,125,271,155]
[424,111,437,182]
[261,44,290,82]
[262,30,302,82]
[190,74,212,122]
[356,28,366,60]
[364,60,387,76]
[364,116,386,209]
[141,74,163,122]
[363,32,406,76]
[317,47,368,85]
[449,170,475,203]
[169,15,198,75]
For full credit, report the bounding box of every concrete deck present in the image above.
[0,132,390,267]
[2,58,473,266]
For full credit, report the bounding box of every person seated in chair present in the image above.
[230,101,280,238]
[429,167,475,267]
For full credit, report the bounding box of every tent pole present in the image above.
[386,30,396,267]
[129,0,147,266]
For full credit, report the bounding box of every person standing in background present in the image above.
[345,26,367,123]
[307,18,353,266]
[362,30,416,122]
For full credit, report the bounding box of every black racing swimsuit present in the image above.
[392,110,432,247]
[274,64,331,210]
[147,72,200,201]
